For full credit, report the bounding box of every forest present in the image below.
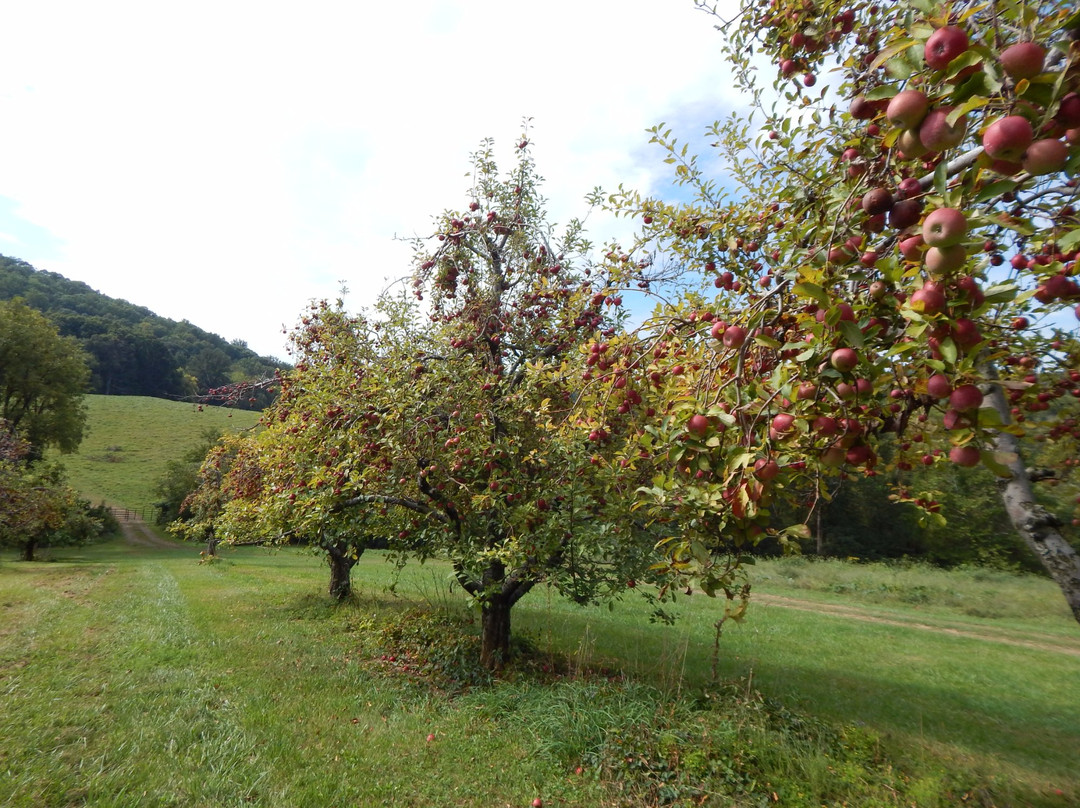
[0,254,289,406]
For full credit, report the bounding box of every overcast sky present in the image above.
[0,0,743,360]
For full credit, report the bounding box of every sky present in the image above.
[0,0,745,360]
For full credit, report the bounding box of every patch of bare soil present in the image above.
[117,514,185,551]
[755,593,1080,657]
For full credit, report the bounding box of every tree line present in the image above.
[0,255,289,406]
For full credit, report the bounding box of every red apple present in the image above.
[723,325,747,349]
[753,457,781,481]
[982,115,1034,162]
[909,283,947,314]
[951,318,982,348]
[950,383,984,412]
[919,108,967,152]
[813,416,840,437]
[1000,41,1046,80]
[949,445,981,467]
[899,234,925,261]
[927,374,952,399]
[897,177,923,198]
[1022,138,1068,175]
[887,90,930,129]
[955,275,985,307]
[830,347,859,373]
[924,244,968,275]
[922,207,967,247]
[1056,93,1080,128]
[925,26,969,71]
[796,381,818,400]
[687,414,711,437]
[897,128,929,158]
[771,412,796,439]
[889,198,923,229]
[862,188,894,215]
[820,445,846,466]
[850,95,879,120]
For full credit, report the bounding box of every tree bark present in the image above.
[21,537,36,562]
[985,383,1080,624]
[479,597,512,670]
[326,543,358,601]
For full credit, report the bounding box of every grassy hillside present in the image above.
[1,539,1077,806]
[57,395,260,510]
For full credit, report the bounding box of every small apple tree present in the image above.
[584,0,1080,620]
[187,136,660,666]
[350,137,660,667]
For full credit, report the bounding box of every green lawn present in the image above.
[55,395,260,511]
[2,534,1077,807]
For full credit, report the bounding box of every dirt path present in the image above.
[117,513,186,550]
[755,592,1080,657]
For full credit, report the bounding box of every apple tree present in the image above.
[0,419,100,562]
[172,303,393,599]
[582,0,1080,620]
[186,137,662,665]
[339,138,662,667]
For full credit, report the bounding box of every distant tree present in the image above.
[0,420,102,561]
[0,299,90,458]
[187,347,235,393]
[153,428,226,525]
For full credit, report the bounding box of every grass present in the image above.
[2,536,1078,807]
[16,395,1078,805]
[55,395,260,510]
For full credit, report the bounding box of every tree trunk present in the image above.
[326,544,358,601]
[985,384,1080,624]
[21,537,36,562]
[480,597,512,670]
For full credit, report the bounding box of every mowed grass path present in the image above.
[2,535,1079,806]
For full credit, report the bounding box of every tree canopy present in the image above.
[180,139,662,666]
[0,299,90,457]
[579,0,1080,619]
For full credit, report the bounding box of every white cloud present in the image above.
[0,0,743,359]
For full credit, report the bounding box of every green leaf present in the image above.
[838,319,866,349]
[982,282,1018,304]
[939,337,957,366]
[865,85,900,101]
[1057,227,1080,253]
[793,282,830,306]
[945,51,983,81]
[869,39,917,72]
[934,161,949,196]
[981,451,1015,478]
[783,523,812,539]
[946,94,987,126]
[975,179,1019,204]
